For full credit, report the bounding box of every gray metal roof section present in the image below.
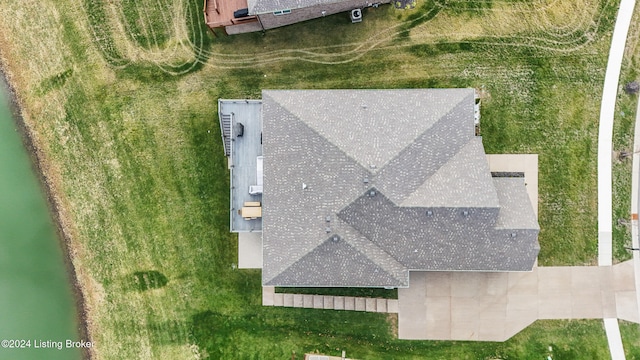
[248,0,351,14]
[260,89,539,287]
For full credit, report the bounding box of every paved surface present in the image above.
[605,318,626,359]
[262,286,399,313]
[397,262,638,341]
[238,232,262,269]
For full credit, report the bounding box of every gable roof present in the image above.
[261,89,539,287]
[248,0,350,14]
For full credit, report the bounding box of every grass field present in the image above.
[621,320,640,358]
[0,0,636,357]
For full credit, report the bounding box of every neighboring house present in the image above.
[204,0,391,35]
[219,88,540,289]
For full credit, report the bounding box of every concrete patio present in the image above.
[238,232,262,269]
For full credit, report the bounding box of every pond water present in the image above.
[0,79,81,359]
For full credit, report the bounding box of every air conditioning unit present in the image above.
[350,9,362,23]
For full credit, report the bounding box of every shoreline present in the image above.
[0,57,92,360]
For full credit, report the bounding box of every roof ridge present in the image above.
[373,91,476,204]
[263,213,409,286]
[263,90,374,210]
[264,89,471,175]
[399,137,500,208]
[261,92,373,284]
[263,91,371,181]
[337,219,409,286]
[264,235,405,287]
[262,91,373,174]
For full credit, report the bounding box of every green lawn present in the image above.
[612,70,637,262]
[621,320,640,358]
[0,0,632,357]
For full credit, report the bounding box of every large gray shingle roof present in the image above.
[260,89,539,287]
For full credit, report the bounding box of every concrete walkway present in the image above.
[605,318,626,360]
[397,261,639,341]
[262,286,399,313]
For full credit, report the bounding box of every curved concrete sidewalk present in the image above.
[597,0,637,356]
[598,0,636,267]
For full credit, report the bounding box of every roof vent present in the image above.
[361,104,367,109]
[364,178,369,184]
[302,183,308,190]
[369,190,376,197]
[326,216,331,222]
[331,235,340,242]
[325,227,331,233]
[369,164,376,169]
[462,210,470,217]
[426,210,433,216]
[510,232,517,238]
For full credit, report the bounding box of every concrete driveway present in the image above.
[398,261,639,341]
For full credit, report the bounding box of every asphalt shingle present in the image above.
[258,89,539,287]
[249,0,356,14]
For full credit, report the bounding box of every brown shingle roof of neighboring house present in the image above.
[248,0,353,13]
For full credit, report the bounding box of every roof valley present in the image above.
[373,92,477,205]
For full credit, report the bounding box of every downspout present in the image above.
[255,11,266,31]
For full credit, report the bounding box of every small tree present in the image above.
[624,81,640,95]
